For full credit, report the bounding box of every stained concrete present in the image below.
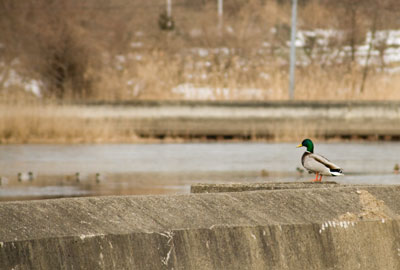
[191,181,341,193]
[1,186,400,269]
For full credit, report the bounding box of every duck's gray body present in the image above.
[301,152,343,176]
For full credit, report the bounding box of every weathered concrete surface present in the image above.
[191,181,341,193]
[1,186,400,269]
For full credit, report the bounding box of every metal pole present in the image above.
[289,0,297,100]
[218,0,223,36]
[167,0,172,18]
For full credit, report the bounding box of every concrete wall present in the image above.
[1,185,400,269]
[191,181,341,193]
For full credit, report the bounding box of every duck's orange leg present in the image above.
[312,172,319,182]
[318,174,323,182]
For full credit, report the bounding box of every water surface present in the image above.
[0,142,399,201]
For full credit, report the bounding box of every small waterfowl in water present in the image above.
[260,169,269,177]
[0,176,9,186]
[394,164,399,174]
[75,172,81,182]
[297,139,343,182]
[28,171,35,181]
[18,172,34,182]
[296,167,304,176]
[95,173,103,183]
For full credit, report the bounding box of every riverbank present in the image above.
[2,100,400,143]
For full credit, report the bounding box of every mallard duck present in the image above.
[297,139,343,182]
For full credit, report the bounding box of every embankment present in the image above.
[2,100,400,142]
[1,183,400,269]
[119,100,400,140]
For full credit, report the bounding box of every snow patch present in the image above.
[319,220,354,234]
[172,83,264,100]
[79,233,103,240]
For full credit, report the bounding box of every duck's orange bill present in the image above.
[296,144,302,148]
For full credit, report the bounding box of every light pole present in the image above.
[218,0,223,37]
[289,0,297,100]
[166,0,172,18]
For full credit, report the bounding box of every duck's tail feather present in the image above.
[330,168,343,176]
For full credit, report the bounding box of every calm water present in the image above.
[0,142,399,201]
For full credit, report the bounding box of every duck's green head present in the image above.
[297,138,314,153]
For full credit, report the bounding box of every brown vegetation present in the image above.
[0,101,140,144]
[0,0,400,101]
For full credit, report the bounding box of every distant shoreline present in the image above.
[1,101,400,144]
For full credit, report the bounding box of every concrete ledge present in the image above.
[191,181,340,193]
[1,186,400,269]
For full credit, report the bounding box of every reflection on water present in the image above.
[0,186,90,201]
[0,143,399,201]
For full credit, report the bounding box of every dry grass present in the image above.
[294,65,400,101]
[1,0,400,102]
[2,1,400,143]
[0,102,141,144]
[1,96,396,144]
[0,97,322,144]
[85,51,400,101]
